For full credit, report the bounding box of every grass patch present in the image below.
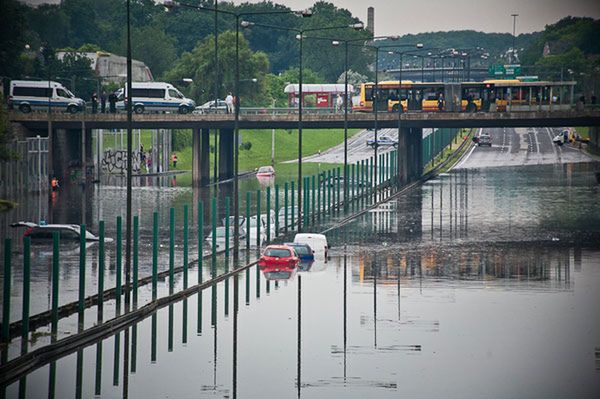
[424,128,474,175]
[575,127,590,140]
[98,128,360,173]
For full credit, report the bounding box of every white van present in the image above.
[115,82,195,114]
[9,80,85,114]
[293,233,329,258]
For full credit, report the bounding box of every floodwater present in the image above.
[2,147,600,397]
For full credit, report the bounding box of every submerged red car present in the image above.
[258,245,300,271]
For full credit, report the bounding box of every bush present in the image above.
[172,129,193,151]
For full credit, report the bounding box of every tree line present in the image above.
[1,0,598,104]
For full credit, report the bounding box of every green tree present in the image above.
[0,94,14,161]
[119,26,178,78]
[164,31,270,106]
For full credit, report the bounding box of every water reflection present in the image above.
[2,162,600,398]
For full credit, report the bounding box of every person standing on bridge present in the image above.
[226,92,234,114]
[91,92,98,114]
[100,91,107,113]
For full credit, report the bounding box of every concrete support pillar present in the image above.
[397,128,408,185]
[192,128,211,187]
[218,128,234,181]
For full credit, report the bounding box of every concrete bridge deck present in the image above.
[9,110,600,130]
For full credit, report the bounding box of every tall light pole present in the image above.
[511,13,519,63]
[241,21,363,231]
[125,0,133,311]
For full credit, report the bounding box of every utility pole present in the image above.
[511,14,519,63]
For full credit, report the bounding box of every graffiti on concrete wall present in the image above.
[100,149,141,174]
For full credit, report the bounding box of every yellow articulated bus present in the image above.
[354,79,575,113]
[354,81,495,112]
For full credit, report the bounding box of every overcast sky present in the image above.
[23,0,600,36]
[232,0,600,36]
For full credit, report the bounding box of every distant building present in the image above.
[56,51,154,83]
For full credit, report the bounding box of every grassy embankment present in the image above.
[131,128,360,176]
[423,128,474,175]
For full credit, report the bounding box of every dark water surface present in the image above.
[2,162,600,398]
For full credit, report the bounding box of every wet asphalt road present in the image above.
[455,127,595,169]
[288,128,400,165]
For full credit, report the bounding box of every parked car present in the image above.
[367,136,398,148]
[206,226,246,249]
[193,99,228,114]
[285,242,315,262]
[256,165,275,177]
[258,245,300,271]
[293,233,329,259]
[477,133,492,147]
[10,222,112,242]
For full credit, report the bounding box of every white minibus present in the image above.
[9,80,85,113]
[115,82,195,114]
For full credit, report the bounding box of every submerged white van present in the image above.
[9,80,85,113]
[115,82,195,114]
[293,233,330,258]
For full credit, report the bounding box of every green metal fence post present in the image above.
[336,167,341,213]
[79,224,86,322]
[133,216,139,305]
[246,192,251,250]
[225,197,230,263]
[152,212,158,300]
[169,207,175,293]
[198,201,204,283]
[2,239,11,342]
[311,175,316,224]
[98,222,105,315]
[22,236,31,347]
[183,205,189,289]
[266,187,271,242]
[211,197,217,278]
[52,235,60,331]
[274,184,279,237]
[256,190,261,248]
[116,217,122,311]
[284,182,289,234]
[291,181,295,231]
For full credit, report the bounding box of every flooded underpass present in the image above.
[2,159,600,398]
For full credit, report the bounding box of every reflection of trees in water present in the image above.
[354,244,573,288]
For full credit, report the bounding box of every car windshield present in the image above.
[292,245,310,255]
[264,248,291,257]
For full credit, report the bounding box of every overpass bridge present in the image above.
[9,109,600,130]
[7,109,600,188]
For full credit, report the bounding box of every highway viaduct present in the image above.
[9,110,600,186]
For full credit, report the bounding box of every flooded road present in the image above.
[2,133,600,398]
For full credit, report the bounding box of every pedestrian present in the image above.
[336,94,343,113]
[91,92,98,114]
[171,152,178,169]
[437,92,444,111]
[51,177,60,191]
[225,92,234,114]
[100,91,107,113]
[108,92,117,113]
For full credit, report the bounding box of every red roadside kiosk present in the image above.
[284,83,354,110]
